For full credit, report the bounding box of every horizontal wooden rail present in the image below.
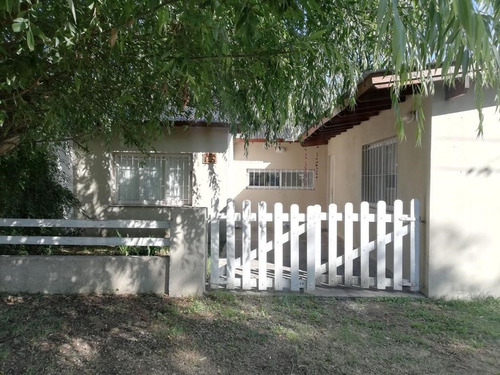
[0,218,170,229]
[0,218,171,248]
[0,236,170,247]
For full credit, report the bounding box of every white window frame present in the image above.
[247,169,315,190]
[112,153,192,206]
[361,137,397,208]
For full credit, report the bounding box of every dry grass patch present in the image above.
[0,292,499,374]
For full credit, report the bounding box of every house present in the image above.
[301,70,500,298]
[70,120,326,223]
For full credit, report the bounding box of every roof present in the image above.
[301,69,447,146]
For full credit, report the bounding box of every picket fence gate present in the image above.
[209,199,420,292]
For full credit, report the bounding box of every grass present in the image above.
[0,292,499,374]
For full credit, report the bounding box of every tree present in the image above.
[1,0,499,154]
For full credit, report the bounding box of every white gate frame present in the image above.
[209,199,420,292]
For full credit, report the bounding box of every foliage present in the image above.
[0,0,499,153]
[0,143,80,254]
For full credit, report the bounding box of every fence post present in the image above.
[274,203,284,291]
[242,200,252,290]
[360,201,370,289]
[306,205,316,291]
[376,201,387,290]
[393,200,404,291]
[344,203,354,287]
[168,207,207,297]
[210,198,220,290]
[258,201,267,291]
[410,199,420,292]
[328,204,338,286]
[290,204,300,291]
[226,199,236,289]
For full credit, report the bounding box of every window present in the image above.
[114,153,192,206]
[361,137,397,206]
[247,169,315,189]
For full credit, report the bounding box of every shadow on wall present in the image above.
[429,224,500,298]
[168,207,207,296]
[0,256,168,294]
[1,207,207,296]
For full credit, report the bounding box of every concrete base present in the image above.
[0,256,168,294]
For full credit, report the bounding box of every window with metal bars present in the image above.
[247,169,315,189]
[114,153,192,206]
[361,137,397,207]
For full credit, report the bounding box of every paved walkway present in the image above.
[227,287,424,298]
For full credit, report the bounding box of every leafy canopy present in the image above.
[1,0,499,153]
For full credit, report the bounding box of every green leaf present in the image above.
[67,0,77,23]
[30,23,48,42]
[377,0,388,27]
[309,30,326,40]
[391,0,406,71]
[453,0,472,37]
[74,75,81,93]
[12,18,26,33]
[26,28,34,51]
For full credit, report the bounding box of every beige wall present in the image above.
[326,83,500,298]
[231,141,328,211]
[427,85,500,298]
[74,127,231,221]
[327,97,432,211]
[327,96,431,289]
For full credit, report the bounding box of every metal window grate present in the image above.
[361,137,397,207]
[247,169,315,190]
[114,153,192,206]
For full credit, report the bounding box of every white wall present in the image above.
[427,85,500,298]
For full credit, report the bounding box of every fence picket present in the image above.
[208,198,419,293]
[210,199,220,289]
[344,203,354,287]
[314,205,322,285]
[258,201,267,291]
[274,203,284,291]
[328,204,338,286]
[410,199,420,292]
[290,204,300,291]
[376,201,387,290]
[226,199,236,289]
[242,200,252,290]
[393,200,404,291]
[306,205,316,291]
[360,201,370,289]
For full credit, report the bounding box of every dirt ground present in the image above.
[1,293,499,375]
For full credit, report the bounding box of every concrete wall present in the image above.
[73,127,231,221]
[0,256,168,294]
[231,141,328,211]
[327,96,432,289]
[427,85,500,298]
[0,207,207,296]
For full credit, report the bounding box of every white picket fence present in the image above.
[210,199,420,292]
[0,219,170,247]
